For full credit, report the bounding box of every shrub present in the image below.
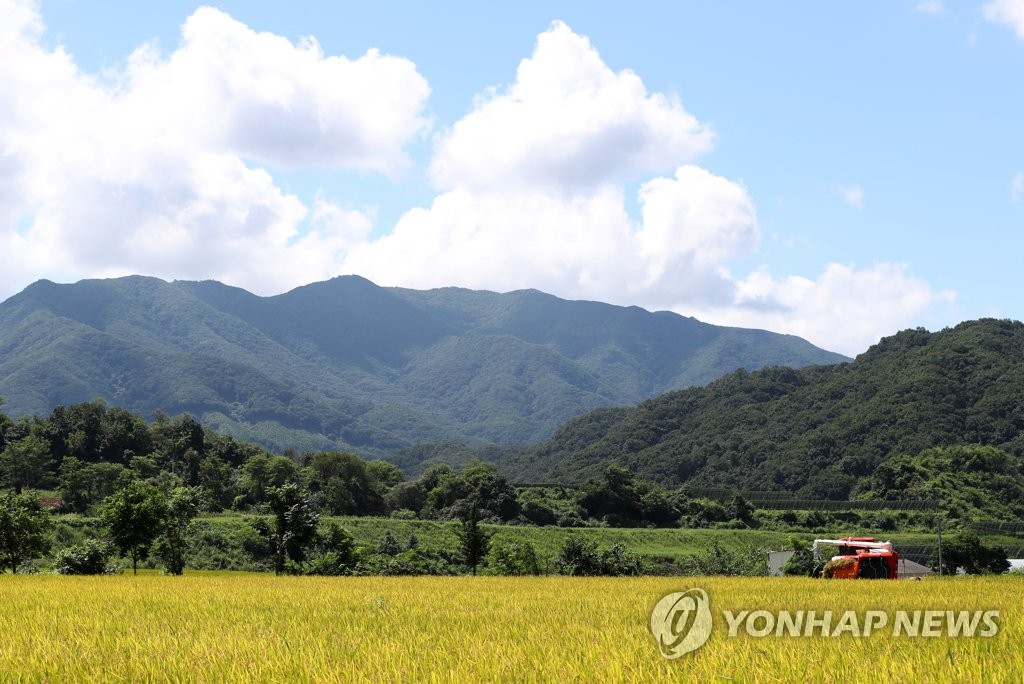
[488,540,542,575]
[54,539,119,575]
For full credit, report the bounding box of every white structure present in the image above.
[897,558,933,579]
[767,550,794,576]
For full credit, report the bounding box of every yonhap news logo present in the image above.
[650,588,999,659]
[649,589,714,659]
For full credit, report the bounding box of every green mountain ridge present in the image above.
[501,319,1024,503]
[0,275,847,455]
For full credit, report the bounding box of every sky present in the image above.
[1,1,1022,356]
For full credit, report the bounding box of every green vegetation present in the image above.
[2,316,1024,576]
[0,275,845,454]
[505,320,1024,520]
[0,492,52,572]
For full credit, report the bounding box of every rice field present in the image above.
[0,574,1019,682]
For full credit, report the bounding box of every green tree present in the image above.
[58,457,135,513]
[100,481,168,574]
[197,455,235,511]
[151,414,205,483]
[152,486,203,575]
[253,483,320,575]
[0,493,52,573]
[455,504,490,575]
[931,531,1010,575]
[238,454,297,507]
[367,459,405,492]
[305,521,358,576]
[302,451,383,516]
[0,398,12,452]
[780,537,816,576]
[0,432,51,494]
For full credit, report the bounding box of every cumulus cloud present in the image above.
[124,8,430,173]
[342,165,757,309]
[985,0,1024,38]
[0,6,953,356]
[0,0,428,296]
[429,21,713,192]
[690,263,957,356]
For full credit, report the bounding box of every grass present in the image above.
[200,513,975,562]
[0,574,1018,681]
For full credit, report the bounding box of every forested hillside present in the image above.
[0,275,845,454]
[502,319,1024,504]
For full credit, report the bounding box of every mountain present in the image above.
[0,275,846,454]
[500,319,1024,498]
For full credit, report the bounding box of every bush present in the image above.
[54,539,119,575]
[488,540,542,575]
[682,541,768,576]
[780,537,816,576]
[521,501,557,526]
[555,537,642,576]
[598,543,643,576]
[377,530,402,556]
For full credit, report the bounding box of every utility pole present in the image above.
[936,515,943,577]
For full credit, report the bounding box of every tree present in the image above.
[100,481,168,574]
[151,414,205,483]
[253,483,320,575]
[0,398,12,453]
[58,457,134,513]
[0,432,51,494]
[197,455,235,511]
[931,531,1010,575]
[306,522,358,576]
[238,454,297,507]
[577,465,662,527]
[0,493,52,573]
[455,504,490,575]
[152,486,203,575]
[780,537,816,576]
[378,530,401,556]
[302,451,383,516]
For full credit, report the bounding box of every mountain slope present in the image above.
[500,319,1024,495]
[0,275,847,454]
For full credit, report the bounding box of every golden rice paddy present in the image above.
[0,574,1019,682]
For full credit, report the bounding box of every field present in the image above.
[0,574,1019,682]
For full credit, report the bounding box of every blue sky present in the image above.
[1,1,1022,354]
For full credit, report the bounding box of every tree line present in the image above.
[0,398,818,530]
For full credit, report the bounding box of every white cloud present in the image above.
[0,7,953,357]
[342,165,756,309]
[839,184,865,209]
[429,20,713,192]
[0,1,428,297]
[985,0,1024,39]
[690,263,957,356]
[124,8,431,174]
[1012,172,1024,201]
[914,1,945,15]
